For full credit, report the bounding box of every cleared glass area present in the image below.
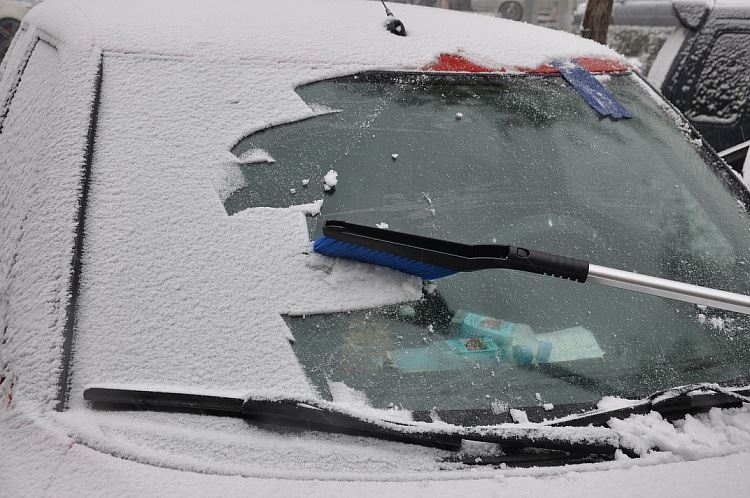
[232,72,750,416]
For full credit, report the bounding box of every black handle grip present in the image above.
[322,220,589,282]
[506,246,589,283]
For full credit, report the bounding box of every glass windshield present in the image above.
[230,72,750,419]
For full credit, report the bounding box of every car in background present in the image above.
[474,0,578,29]
[373,0,474,11]
[380,0,581,30]
[578,0,750,172]
[3,0,750,494]
[719,139,750,179]
[0,0,29,62]
[650,1,750,165]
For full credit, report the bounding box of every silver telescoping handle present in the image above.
[587,264,750,315]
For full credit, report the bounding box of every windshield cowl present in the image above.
[83,385,630,458]
[82,383,750,466]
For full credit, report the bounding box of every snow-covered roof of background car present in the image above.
[25,0,623,71]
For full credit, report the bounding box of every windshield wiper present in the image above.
[83,385,634,466]
[551,383,750,427]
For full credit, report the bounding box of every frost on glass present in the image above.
[227,73,750,413]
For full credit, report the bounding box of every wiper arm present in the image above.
[552,383,750,428]
[83,386,633,462]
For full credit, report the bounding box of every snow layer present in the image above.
[0,29,100,415]
[25,0,621,72]
[323,169,338,191]
[66,53,426,410]
[2,0,748,492]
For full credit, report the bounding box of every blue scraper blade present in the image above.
[552,60,633,120]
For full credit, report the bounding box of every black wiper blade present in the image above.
[83,386,633,460]
[84,386,460,450]
[552,383,750,428]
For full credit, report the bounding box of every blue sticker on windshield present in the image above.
[552,60,632,120]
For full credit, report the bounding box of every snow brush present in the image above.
[314,220,750,315]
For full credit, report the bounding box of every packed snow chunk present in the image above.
[323,169,338,191]
[328,381,413,422]
[455,112,463,119]
[288,199,323,216]
[608,405,750,458]
[597,396,640,411]
[491,400,509,414]
[510,408,529,424]
[391,153,399,160]
[329,380,371,406]
[594,74,611,83]
[459,440,503,459]
[543,403,554,411]
[237,147,275,164]
[376,222,389,229]
[289,188,296,194]
[301,254,423,313]
[301,178,309,187]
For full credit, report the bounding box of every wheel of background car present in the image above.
[498,1,523,21]
[0,17,21,61]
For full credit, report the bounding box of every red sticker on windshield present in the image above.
[422,54,497,73]
[423,54,630,75]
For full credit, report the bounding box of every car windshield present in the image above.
[230,72,750,419]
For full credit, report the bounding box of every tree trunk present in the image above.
[581,0,614,45]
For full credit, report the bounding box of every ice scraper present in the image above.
[314,220,750,315]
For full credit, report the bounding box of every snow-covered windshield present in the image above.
[231,72,750,419]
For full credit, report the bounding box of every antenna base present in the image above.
[386,15,407,37]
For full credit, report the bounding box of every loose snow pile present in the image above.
[323,169,338,191]
[611,405,750,460]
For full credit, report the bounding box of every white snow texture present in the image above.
[2,0,750,494]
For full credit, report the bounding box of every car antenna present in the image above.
[380,0,407,37]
